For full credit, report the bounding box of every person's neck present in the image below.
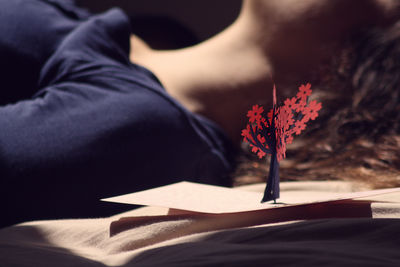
[130,0,381,144]
[130,12,277,144]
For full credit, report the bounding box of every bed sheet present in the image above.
[1,181,399,267]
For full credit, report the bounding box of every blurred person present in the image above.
[0,0,398,228]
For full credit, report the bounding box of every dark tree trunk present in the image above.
[261,151,280,203]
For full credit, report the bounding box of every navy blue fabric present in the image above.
[0,0,235,227]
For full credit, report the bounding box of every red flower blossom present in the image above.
[241,124,254,143]
[278,106,294,131]
[250,144,267,159]
[293,120,307,135]
[295,97,307,112]
[276,145,285,161]
[296,83,312,99]
[257,150,266,159]
[257,117,266,129]
[247,104,264,123]
[305,100,322,120]
[286,128,296,137]
[285,134,294,144]
[284,97,298,111]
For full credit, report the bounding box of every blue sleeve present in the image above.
[0,8,235,226]
[0,0,87,105]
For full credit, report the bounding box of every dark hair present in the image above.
[235,21,400,189]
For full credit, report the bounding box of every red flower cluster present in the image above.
[241,83,321,161]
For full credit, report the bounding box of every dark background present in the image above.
[77,0,242,47]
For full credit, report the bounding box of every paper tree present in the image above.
[241,83,322,203]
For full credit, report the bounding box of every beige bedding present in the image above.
[1,181,400,266]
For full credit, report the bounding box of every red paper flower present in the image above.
[295,98,307,113]
[241,124,254,143]
[257,117,267,129]
[278,106,294,131]
[303,100,322,121]
[286,134,294,144]
[284,97,298,111]
[250,143,267,159]
[257,150,266,159]
[293,120,307,135]
[247,104,264,123]
[296,83,312,99]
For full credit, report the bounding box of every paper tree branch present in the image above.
[241,83,322,203]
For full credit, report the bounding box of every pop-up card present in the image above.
[102,181,400,214]
[104,182,400,237]
[103,83,400,237]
